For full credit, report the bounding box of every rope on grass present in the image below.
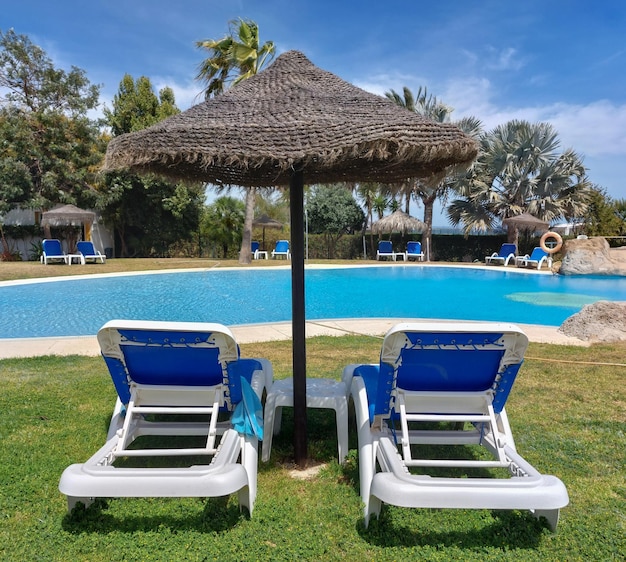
[310,323,626,367]
[525,356,626,368]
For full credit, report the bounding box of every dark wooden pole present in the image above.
[290,169,307,466]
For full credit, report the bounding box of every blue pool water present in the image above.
[1,266,625,339]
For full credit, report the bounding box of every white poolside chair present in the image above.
[77,241,106,264]
[59,320,273,515]
[271,240,290,259]
[516,247,551,270]
[343,321,569,531]
[376,240,397,261]
[405,241,424,261]
[485,243,517,266]
[40,239,69,265]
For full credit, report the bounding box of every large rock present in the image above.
[558,237,626,276]
[558,301,626,342]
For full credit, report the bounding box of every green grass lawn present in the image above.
[1,336,625,561]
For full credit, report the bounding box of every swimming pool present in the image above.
[1,266,625,339]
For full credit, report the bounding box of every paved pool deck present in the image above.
[0,317,587,360]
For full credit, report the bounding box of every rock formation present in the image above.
[558,301,626,342]
[557,237,626,276]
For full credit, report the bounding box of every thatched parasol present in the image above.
[371,210,426,235]
[502,213,549,247]
[41,204,97,251]
[104,50,478,465]
[252,214,283,250]
[502,213,549,231]
[41,204,96,227]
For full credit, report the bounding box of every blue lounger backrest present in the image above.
[275,240,289,252]
[355,327,525,423]
[378,240,393,253]
[43,239,64,256]
[499,243,516,258]
[529,247,548,260]
[77,241,95,256]
[251,241,260,253]
[407,241,422,254]
[101,327,260,408]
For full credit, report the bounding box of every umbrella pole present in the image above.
[290,169,308,466]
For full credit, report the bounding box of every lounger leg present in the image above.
[336,399,349,464]
[261,392,277,462]
[533,509,560,532]
[365,494,382,528]
[67,496,95,511]
[239,437,258,514]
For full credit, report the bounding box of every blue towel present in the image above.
[232,377,264,440]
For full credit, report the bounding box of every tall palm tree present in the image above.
[447,120,592,246]
[196,19,275,264]
[386,87,477,260]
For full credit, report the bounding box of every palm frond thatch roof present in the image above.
[371,210,426,234]
[41,204,96,226]
[252,214,283,228]
[502,213,549,231]
[104,51,478,186]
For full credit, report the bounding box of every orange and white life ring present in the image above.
[540,232,563,254]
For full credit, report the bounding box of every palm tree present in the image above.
[447,120,592,246]
[196,19,275,98]
[201,196,245,257]
[386,87,478,260]
[196,19,275,264]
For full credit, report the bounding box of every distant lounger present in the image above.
[76,241,106,264]
[485,243,517,266]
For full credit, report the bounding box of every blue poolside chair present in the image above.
[342,321,569,530]
[376,240,397,261]
[485,243,517,266]
[516,247,551,270]
[77,241,106,264]
[271,239,290,259]
[59,320,273,515]
[405,241,424,261]
[40,239,69,265]
[251,241,268,259]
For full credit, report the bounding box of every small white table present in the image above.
[67,254,84,265]
[254,250,269,259]
[262,377,349,464]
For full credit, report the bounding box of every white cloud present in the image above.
[153,77,203,110]
[486,47,525,71]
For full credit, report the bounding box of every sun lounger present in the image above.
[342,321,569,530]
[76,241,106,264]
[271,240,290,259]
[377,240,400,261]
[405,241,424,261]
[485,243,517,266]
[251,241,268,259]
[59,320,273,515]
[516,247,550,270]
[40,239,69,265]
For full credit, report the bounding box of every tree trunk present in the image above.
[239,186,256,264]
[508,227,519,247]
[422,194,436,262]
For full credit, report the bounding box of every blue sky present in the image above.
[4,0,626,225]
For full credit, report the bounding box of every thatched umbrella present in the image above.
[41,204,96,227]
[252,214,283,251]
[502,213,549,247]
[41,204,97,251]
[502,213,549,231]
[104,50,478,465]
[371,210,426,236]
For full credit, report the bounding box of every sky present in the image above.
[4,0,626,226]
